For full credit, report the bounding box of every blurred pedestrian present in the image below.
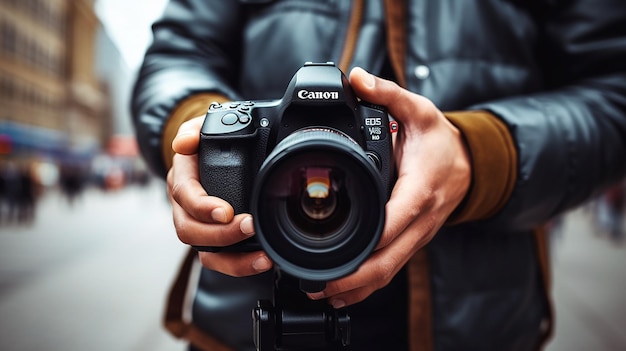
[16,164,36,224]
[598,180,625,243]
[59,164,86,206]
[0,161,21,224]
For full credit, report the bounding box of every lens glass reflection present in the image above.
[284,165,351,244]
[302,167,335,220]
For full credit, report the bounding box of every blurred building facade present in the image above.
[0,0,110,164]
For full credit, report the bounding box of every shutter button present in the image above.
[221,113,239,125]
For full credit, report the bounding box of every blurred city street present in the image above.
[0,182,187,351]
[0,181,624,350]
[547,205,626,351]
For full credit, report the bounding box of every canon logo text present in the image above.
[297,90,339,100]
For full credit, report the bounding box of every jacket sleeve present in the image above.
[468,0,626,230]
[131,0,244,178]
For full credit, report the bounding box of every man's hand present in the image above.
[307,67,472,308]
[166,116,273,276]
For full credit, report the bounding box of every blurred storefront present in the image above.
[0,0,150,225]
[0,0,148,193]
[0,0,106,163]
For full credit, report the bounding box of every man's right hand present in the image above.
[166,116,273,276]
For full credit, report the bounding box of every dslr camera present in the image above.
[198,63,395,350]
[198,62,395,285]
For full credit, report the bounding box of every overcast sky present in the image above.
[94,0,169,70]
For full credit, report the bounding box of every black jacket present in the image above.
[132,1,626,350]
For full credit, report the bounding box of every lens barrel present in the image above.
[251,128,385,282]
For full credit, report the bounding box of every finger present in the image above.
[375,173,430,250]
[197,251,273,277]
[172,116,205,155]
[168,152,234,223]
[312,219,433,307]
[172,204,255,246]
[307,248,395,307]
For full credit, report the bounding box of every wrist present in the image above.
[444,110,517,224]
[162,93,230,170]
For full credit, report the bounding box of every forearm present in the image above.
[475,77,626,229]
[447,0,626,228]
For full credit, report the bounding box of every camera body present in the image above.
[198,63,394,284]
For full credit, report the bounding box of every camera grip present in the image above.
[196,134,261,252]
[198,134,254,215]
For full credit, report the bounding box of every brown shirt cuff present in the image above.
[162,93,230,170]
[444,110,518,224]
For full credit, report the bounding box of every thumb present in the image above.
[349,67,430,125]
[172,116,204,155]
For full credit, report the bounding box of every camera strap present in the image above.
[164,248,235,351]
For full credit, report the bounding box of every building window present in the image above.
[2,23,17,55]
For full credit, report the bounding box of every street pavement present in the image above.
[0,182,188,351]
[0,182,624,350]
[546,207,626,351]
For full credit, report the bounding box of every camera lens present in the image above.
[251,128,386,282]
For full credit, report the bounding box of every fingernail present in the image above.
[240,216,255,236]
[211,208,227,223]
[308,292,325,300]
[177,121,196,136]
[175,127,195,140]
[177,130,194,137]
[252,256,271,272]
[331,299,346,309]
